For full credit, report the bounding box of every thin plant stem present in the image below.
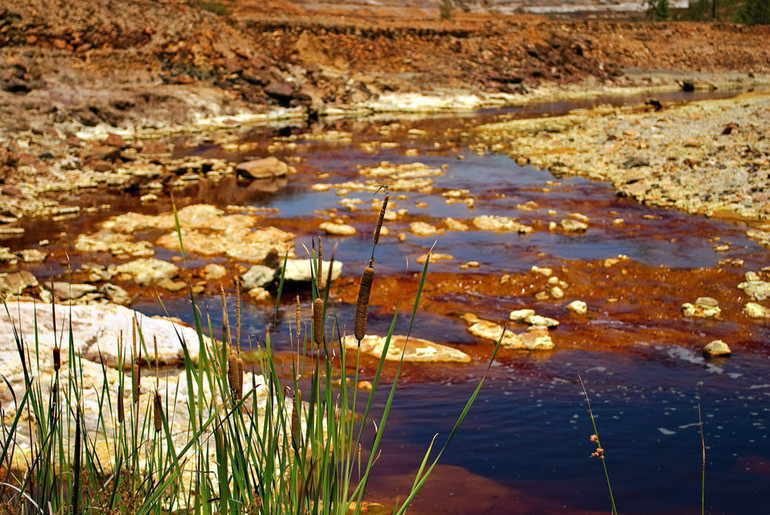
[578,374,617,515]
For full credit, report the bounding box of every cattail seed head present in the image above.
[153,392,163,432]
[313,298,324,346]
[355,266,375,342]
[53,346,61,372]
[228,353,239,400]
[117,389,125,424]
[291,388,302,446]
[132,363,141,404]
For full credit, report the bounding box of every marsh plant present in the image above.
[0,195,498,514]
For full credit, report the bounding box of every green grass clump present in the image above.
[0,197,497,514]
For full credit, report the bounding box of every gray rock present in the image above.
[100,283,131,305]
[115,258,180,286]
[236,157,288,180]
[281,259,342,283]
[703,339,731,358]
[46,282,98,300]
[0,271,39,295]
[202,263,227,281]
[242,264,276,290]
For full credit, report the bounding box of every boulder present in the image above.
[115,258,180,286]
[0,270,39,295]
[236,157,288,180]
[282,259,342,283]
[242,264,275,290]
[509,309,536,322]
[100,283,131,305]
[202,263,227,281]
[342,334,471,363]
[0,301,202,369]
[473,215,533,234]
[319,221,357,236]
[45,282,98,300]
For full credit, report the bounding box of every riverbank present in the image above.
[476,90,770,223]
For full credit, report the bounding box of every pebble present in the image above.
[703,339,732,358]
[566,300,588,314]
[744,302,770,318]
[319,221,357,236]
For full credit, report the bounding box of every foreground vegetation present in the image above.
[0,197,497,514]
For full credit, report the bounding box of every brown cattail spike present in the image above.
[153,392,163,432]
[355,266,375,342]
[228,352,239,400]
[291,388,302,446]
[132,363,141,404]
[313,298,324,346]
[117,388,125,424]
[53,346,61,372]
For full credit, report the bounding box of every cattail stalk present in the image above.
[295,295,302,342]
[313,298,324,346]
[317,236,323,293]
[132,363,141,404]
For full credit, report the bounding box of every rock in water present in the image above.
[703,340,731,358]
[236,157,288,180]
[342,334,471,363]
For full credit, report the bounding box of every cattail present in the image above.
[132,363,141,404]
[228,352,240,400]
[313,298,324,346]
[291,388,302,446]
[117,387,125,424]
[53,346,61,372]
[153,392,163,432]
[355,266,374,342]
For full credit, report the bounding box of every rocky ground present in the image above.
[476,91,770,223]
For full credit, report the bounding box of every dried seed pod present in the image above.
[291,388,302,446]
[53,346,61,372]
[313,298,324,346]
[228,352,239,399]
[132,363,141,404]
[354,266,375,342]
[373,193,389,248]
[117,388,124,424]
[153,392,163,432]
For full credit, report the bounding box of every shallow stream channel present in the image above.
[9,89,770,513]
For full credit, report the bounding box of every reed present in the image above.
[0,200,494,515]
